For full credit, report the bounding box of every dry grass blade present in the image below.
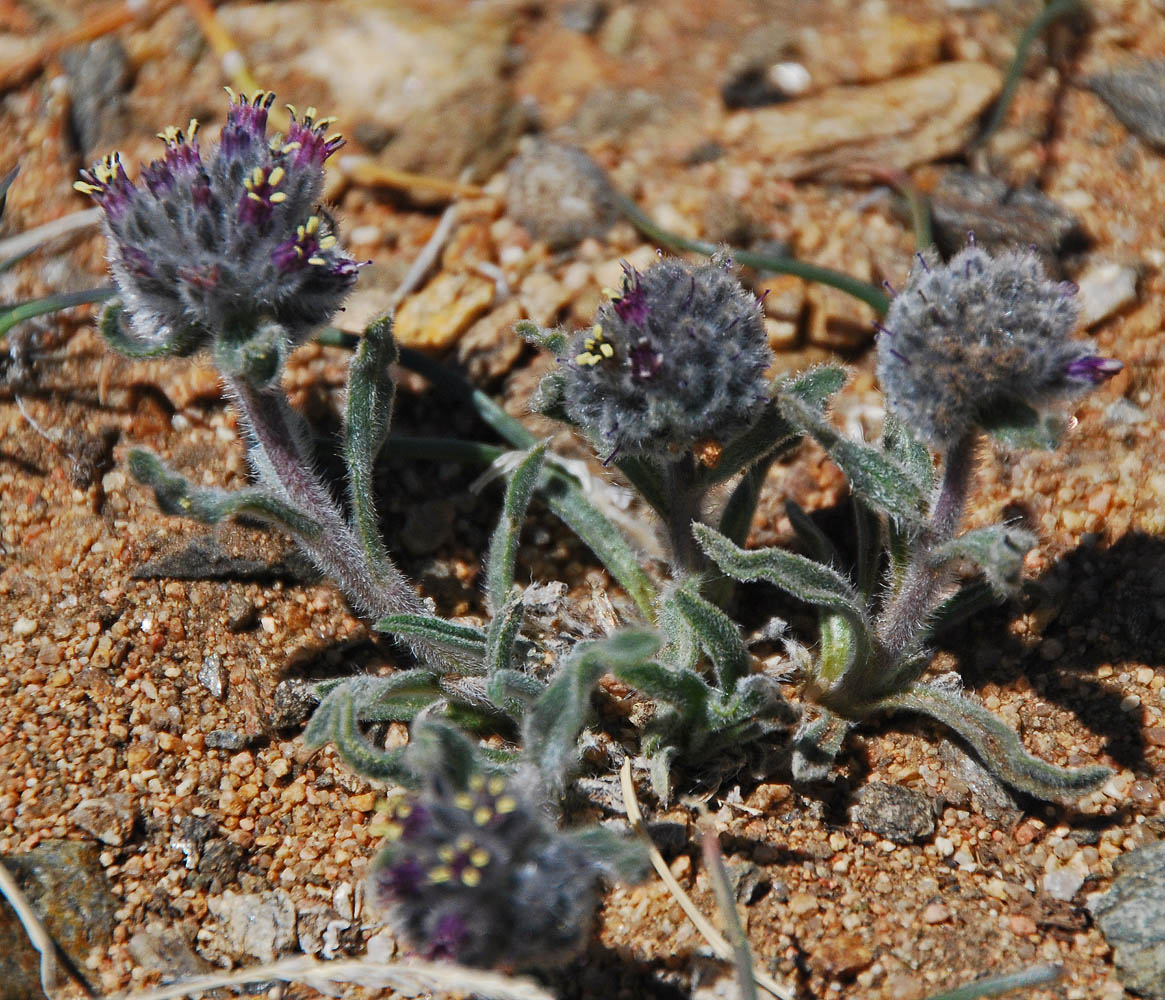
[339,155,485,200]
[179,0,262,99]
[618,760,794,1000]
[0,858,91,999]
[111,955,554,1000]
[0,208,102,268]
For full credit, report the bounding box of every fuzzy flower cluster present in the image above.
[368,771,604,969]
[560,257,773,461]
[76,91,359,358]
[876,245,1121,451]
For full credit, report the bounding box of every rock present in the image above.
[506,141,619,250]
[455,300,527,383]
[929,168,1081,260]
[562,87,667,145]
[809,932,874,977]
[1089,841,1165,999]
[721,62,1002,180]
[1088,60,1165,150]
[1075,260,1140,328]
[1042,862,1085,902]
[296,905,361,959]
[393,271,495,352]
[69,793,136,846]
[133,533,316,583]
[128,922,214,981]
[271,677,320,730]
[61,38,131,155]
[205,729,250,751]
[939,733,1021,825]
[207,889,297,964]
[197,653,227,701]
[225,592,257,633]
[0,841,117,1000]
[849,782,937,843]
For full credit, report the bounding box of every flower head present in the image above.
[76,92,358,368]
[558,257,773,462]
[875,245,1121,451]
[368,770,603,969]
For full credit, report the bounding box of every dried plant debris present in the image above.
[1088,59,1165,150]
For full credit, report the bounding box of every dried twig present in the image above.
[618,760,794,1000]
[339,155,485,201]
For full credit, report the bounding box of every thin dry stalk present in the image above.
[618,760,794,1000]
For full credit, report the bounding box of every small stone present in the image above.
[128,922,214,981]
[1042,864,1085,902]
[12,617,37,638]
[225,592,257,632]
[1075,260,1140,329]
[69,794,136,846]
[849,782,937,843]
[506,141,619,249]
[455,299,525,382]
[198,654,227,700]
[809,932,874,976]
[393,271,495,352]
[787,891,818,915]
[205,729,249,751]
[349,792,376,813]
[1009,914,1038,936]
[1088,59,1165,150]
[922,902,952,924]
[297,905,360,960]
[271,678,319,730]
[207,889,297,963]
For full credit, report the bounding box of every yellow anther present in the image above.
[326,132,343,145]
[225,86,237,102]
[495,795,517,814]
[188,118,199,137]
[486,777,506,796]
[468,775,486,792]
[472,806,492,826]
[248,192,263,202]
[294,246,304,258]
[158,125,182,144]
[438,845,455,862]
[252,166,265,186]
[280,142,302,154]
[601,285,619,299]
[395,802,413,819]
[318,234,336,249]
[270,192,288,204]
[461,868,482,887]
[307,256,326,266]
[316,116,338,129]
[455,835,474,852]
[305,106,318,120]
[73,181,98,194]
[429,865,452,884]
[599,342,614,358]
[375,821,403,841]
[469,848,490,868]
[305,215,320,234]
[285,104,298,119]
[593,323,603,338]
[268,166,285,186]
[178,497,192,511]
[454,793,474,811]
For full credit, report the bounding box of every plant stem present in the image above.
[663,454,705,575]
[877,432,978,658]
[0,285,114,339]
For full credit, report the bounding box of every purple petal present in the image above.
[1065,355,1123,385]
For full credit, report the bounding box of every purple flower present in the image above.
[76,91,360,368]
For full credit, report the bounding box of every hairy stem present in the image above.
[663,453,706,576]
[877,431,978,659]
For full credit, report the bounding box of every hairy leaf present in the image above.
[881,414,934,495]
[669,581,752,690]
[101,302,201,358]
[785,498,840,566]
[878,684,1111,800]
[516,318,567,354]
[303,685,413,784]
[484,594,527,680]
[929,525,1037,597]
[616,660,712,722]
[375,613,487,663]
[486,442,548,614]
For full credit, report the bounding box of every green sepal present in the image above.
[525,630,661,792]
[212,320,285,385]
[668,581,752,690]
[929,525,1037,598]
[485,442,548,614]
[876,683,1112,800]
[101,302,203,359]
[341,671,442,722]
[981,397,1068,451]
[516,318,567,355]
[127,449,321,539]
[484,594,527,680]
[565,826,651,883]
[374,613,487,663]
[345,315,398,565]
[781,393,926,522]
[302,685,413,784]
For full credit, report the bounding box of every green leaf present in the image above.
[211,320,285,385]
[485,442,548,614]
[303,685,413,784]
[525,630,661,791]
[406,719,497,788]
[345,315,398,566]
[669,581,752,690]
[516,318,567,354]
[877,683,1111,800]
[128,449,322,540]
[781,393,926,522]
[658,583,700,673]
[852,497,883,600]
[785,498,840,566]
[616,660,712,723]
[484,593,527,680]
[790,710,852,785]
[565,826,651,883]
[374,613,488,662]
[693,523,868,634]
[921,963,1062,1000]
[712,674,795,730]
[486,668,544,718]
[644,736,680,804]
[881,414,934,495]
[344,671,442,722]
[981,397,1068,450]
[929,525,1037,597]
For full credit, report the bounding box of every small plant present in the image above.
[695,244,1120,799]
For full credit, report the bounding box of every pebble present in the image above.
[1042,864,1085,902]
[506,141,619,250]
[12,617,37,638]
[1088,59,1165,150]
[204,729,249,751]
[69,794,136,847]
[393,271,495,352]
[849,782,936,844]
[1089,842,1165,999]
[1075,260,1140,329]
[197,653,227,701]
[128,922,213,981]
[206,889,297,963]
[921,902,951,924]
[721,62,1002,179]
